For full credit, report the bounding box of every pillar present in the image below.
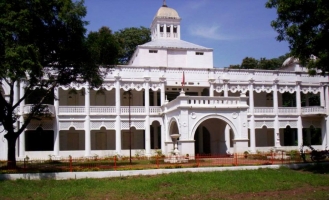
[115,77,121,154]
[53,87,60,156]
[18,81,25,158]
[249,80,256,152]
[297,116,303,147]
[84,83,91,156]
[225,125,231,153]
[209,82,214,97]
[144,79,151,155]
[273,80,281,147]
[223,79,229,97]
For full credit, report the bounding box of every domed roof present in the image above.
[155,6,180,19]
[282,57,299,67]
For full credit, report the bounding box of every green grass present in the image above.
[0,165,329,200]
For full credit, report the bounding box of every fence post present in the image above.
[234,153,238,166]
[69,156,72,172]
[281,151,283,165]
[197,154,199,167]
[114,156,117,171]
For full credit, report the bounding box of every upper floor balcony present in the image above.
[58,106,162,116]
[23,104,56,118]
[248,106,326,116]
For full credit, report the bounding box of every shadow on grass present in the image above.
[293,162,329,174]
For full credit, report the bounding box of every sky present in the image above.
[84,0,290,68]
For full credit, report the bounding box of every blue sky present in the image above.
[84,0,290,68]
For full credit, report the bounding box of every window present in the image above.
[195,52,204,55]
[166,26,171,32]
[173,26,177,33]
[160,25,164,32]
[149,50,158,53]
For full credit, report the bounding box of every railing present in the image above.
[90,106,115,114]
[278,107,298,115]
[250,106,325,115]
[23,104,55,116]
[0,151,316,172]
[253,107,274,114]
[121,106,145,114]
[302,107,326,115]
[150,106,162,114]
[59,106,85,114]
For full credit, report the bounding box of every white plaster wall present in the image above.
[186,51,213,68]
[135,49,167,67]
[167,50,186,67]
[0,128,7,160]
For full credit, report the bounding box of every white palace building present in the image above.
[1,3,329,160]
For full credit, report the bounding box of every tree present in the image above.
[266,0,329,73]
[0,0,108,167]
[86,26,120,65]
[114,27,151,64]
[240,57,259,69]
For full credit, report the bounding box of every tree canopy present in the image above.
[266,0,329,73]
[86,26,120,66]
[0,0,110,166]
[228,54,290,70]
[114,27,151,64]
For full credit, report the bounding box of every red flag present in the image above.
[182,71,185,87]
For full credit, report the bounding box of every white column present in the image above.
[326,117,329,148]
[156,24,160,39]
[297,116,303,147]
[177,25,181,39]
[53,87,60,156]
[320,84,325,107]
[144,79,151,155]
[325,86,329,113]
[296,82,301,114]
[273,81,280,147]
[18,81,25,158]
[209,82,214,97]
[223,80,229,97]
[115,78,121,154]
[84,83,91,156]
[164,23,167,38]
[160,81,165,106]
[170,24,173,38]
[225,125,231,153]
[249,81,256,152]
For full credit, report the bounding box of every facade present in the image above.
[1,3,329,160]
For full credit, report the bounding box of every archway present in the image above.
[192,116,236,155]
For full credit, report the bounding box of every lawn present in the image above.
[0,164,328,200]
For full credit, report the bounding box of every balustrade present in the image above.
[23,104,55,116]
[58,106,85,114]
[301,107,326,115]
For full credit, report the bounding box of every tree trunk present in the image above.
[6,133,18,169]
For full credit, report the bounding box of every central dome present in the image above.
[155,6,180,19]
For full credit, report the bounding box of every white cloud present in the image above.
[191,25,236,40]
[190,24,277,41]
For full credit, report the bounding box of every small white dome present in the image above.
[282,57,299,67]
[155,6,180,19]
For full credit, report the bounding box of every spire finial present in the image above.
[163,0,167,7]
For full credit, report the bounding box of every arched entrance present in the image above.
[193,117,235,155]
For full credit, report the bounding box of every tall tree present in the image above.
[86,26,120,65]
[240,57,259,69]
[0,0,108,167]
[266,0,329,73]
[114,27,151,64]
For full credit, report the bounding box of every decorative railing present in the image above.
[249,106,325,115]
[252,107,274,114]
[58,106,85,114]
[121,106,145,114]
[58,106,162,115]
[278,107,298,115]
[301,107,326,115]
[23,104,55,116]
[90,106,116,114]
